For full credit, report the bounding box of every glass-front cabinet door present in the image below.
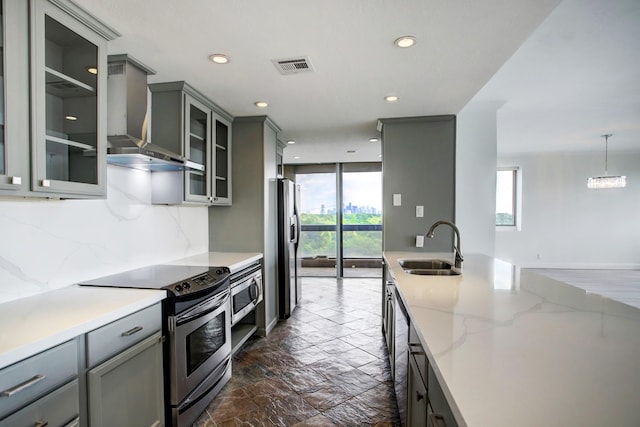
[212,115,232,205]
[0,0,29,194]
[184,95,211,203]
[30,0,116,197]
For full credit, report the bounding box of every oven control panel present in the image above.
[167,267,230,296]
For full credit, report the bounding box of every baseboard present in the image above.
[257,315,279,337]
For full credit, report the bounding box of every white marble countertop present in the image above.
[384,251,640,427]
[0,286,165,370]
[166,251,263,272]
[0,252,261,370]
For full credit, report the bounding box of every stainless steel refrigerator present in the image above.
[277,178,300,319]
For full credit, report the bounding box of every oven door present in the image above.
[168,288,231,405]
[231,273,263,325]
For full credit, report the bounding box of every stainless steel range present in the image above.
[81,264,231,427]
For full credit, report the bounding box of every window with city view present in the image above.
[295,164,382,277]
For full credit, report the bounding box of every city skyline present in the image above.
[297,172,382,215]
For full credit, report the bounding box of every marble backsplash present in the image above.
[0,165,209,304]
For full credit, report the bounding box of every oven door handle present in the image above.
[249,278,259,303]
[176,289,230,324]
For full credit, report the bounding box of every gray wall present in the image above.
[380,116,456,252]
[209,116,279,334]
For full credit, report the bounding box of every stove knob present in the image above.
[216,269,224,275]
[182,282,191,290]
[174,284,183,293]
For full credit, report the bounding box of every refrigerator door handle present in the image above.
[295,212,301,246]
[290,214,297,243]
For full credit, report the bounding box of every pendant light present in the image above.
[587,134,626,189]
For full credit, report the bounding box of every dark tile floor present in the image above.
[194,277,400,426]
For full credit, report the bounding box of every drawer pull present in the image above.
[34,421,49,427]
[416,390,425,402]
[121,326,143,337]
[1,374,46,397]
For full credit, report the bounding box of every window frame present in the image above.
[496,166,520,230]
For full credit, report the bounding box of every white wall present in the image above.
[496,150,640,268]
[456,106,498,257]
[0,165,209,303]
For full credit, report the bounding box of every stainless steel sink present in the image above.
[403,269,461,276]
[398,259,461,276]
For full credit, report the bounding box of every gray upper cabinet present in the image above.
[212,114,232,205]
[0,0,31,195]
[29,0,118,198]
[149,81,233,205]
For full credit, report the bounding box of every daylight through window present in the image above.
[496,168,518,227]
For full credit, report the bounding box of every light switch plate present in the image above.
[393,194,401,206]
[416,205,424,217]
[416,235,424,247]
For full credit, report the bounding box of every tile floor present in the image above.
[194,277,400,426]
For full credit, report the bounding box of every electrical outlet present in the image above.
[393,194,402,206]
[416,235,424,247]
[416,205,424,217]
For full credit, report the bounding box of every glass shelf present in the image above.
[45,67,95,98]
[45,134,94,151]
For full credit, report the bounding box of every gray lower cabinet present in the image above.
[0,339,79,426]
[402,305,459,427]
[408,355,428,427]
[427,365,457,427]
[0,380,80,427]
[87,331,164,427]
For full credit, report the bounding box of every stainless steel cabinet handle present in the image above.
[1,374,46,397]
[428,413,447,427]
[121,326,143,336]
[409,343,425,355]
[34,421,49,427]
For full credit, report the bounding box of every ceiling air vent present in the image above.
[272,56,314,75]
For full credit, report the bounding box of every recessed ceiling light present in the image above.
[65,115,78,121]
[254,101,268,108]
[86,66,98,75]
[385,95,399,102]
[378,154,382,158]
[394,36,416,48]
[287,140,296,144]
[293,156,301,159]
[369,138,379,143]
[209,54,229,64]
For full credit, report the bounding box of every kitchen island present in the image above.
[384,252,640,427]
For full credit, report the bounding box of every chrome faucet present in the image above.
[426,220,464,269]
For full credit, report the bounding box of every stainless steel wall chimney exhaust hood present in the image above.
[107,54,202,172]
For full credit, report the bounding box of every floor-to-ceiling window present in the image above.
[296,167,337,277]
[341,165,382,277]
[289,162,382,278]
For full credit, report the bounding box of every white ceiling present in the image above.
[73,0,638,162]
[468,0,640,155]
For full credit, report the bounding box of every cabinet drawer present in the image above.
[0,340,78,418]
[427,365,458,427]
[87,303,161,367]
[0,380,79,427]
[409,324,428,383]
